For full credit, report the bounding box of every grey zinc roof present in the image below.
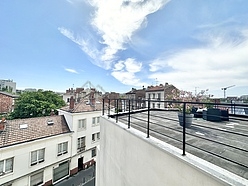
[0,115,71,148]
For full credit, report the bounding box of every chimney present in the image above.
[0,117,6,131]
[90,91,96,106]
[69,96,75,110]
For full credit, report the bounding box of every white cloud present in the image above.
[59,1,170,85]
[58,27,112,69]
[65,68,79,74]
[90,0,169,62]
[112,58,144,86]
[148,30,248,95]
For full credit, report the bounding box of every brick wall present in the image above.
[0,93,13,113]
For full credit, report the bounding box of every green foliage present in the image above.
[9,91,66,119]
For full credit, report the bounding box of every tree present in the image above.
[9,90,66,119]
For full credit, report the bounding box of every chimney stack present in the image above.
[69,96,75,110]
[90,91,96,106]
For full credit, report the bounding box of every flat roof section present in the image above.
[115,110,248,180]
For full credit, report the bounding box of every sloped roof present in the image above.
[0,91,19,98]
[146,86,164,92]
[0,115,71,148]
[60,98,103,113]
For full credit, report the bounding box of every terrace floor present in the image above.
[116,110,248,180]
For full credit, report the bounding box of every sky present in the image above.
[1,0,248,98]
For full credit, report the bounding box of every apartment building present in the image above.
[0,90,101,185]
[146,83,178,109]
[126,88,146,110]
[0,80,16,93]
[0,115,72,186]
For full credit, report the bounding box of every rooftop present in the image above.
[0,115,71,148]
[108,102,248,180]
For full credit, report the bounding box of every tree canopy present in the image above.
[9,90,66,119]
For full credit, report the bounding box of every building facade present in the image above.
[0,80,16,93]
[0,90,102,186]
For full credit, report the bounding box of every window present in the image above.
[157,104,160,108]
[152,93,155,99]
[0,157,13,175]
[92,133,100,142]
[77,137,86,152]
[92,134,95,142]
[31,149,45,166]
[91,148,96,157]
[158,93,161,100]
[30,171,43,186]
[92,117,96,125]
[152,103,155,108]
[97,132,100,140]
[78,119,86,130]
[92,117,100,126]
[58,142,68,156]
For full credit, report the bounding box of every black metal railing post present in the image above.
[182,102,186,156]
[102,99,105,115]
[128,99,131,129]
[108,99,110,117]
[116,99,119,123]
[147,99,150,138]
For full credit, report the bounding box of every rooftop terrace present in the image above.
[103,99,248,180]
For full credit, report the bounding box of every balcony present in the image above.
[102,99,248,183]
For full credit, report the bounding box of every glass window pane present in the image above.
[5,158,13,172]
[58,144,62,153]
[31,151,37,163]
[64,142,68,152]
[77,138,80,149]
[38,149,44,161]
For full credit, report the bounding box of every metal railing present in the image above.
[102,98,248,179]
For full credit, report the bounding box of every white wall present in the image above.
[58,110,101,171]
[97,116,248,186]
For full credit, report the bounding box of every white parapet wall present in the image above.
[97,116,248,186]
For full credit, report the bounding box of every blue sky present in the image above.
[1,0,248,98]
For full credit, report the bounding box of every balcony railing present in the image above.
[102,98,248,180]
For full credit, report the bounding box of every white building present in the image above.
[0,80,16,93]
[145,83,177,109]
[0,90,101,186]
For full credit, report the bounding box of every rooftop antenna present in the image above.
[221,85,235,99]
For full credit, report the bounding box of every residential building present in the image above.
[126,88,146,110]
[0,115,72,186]
[63,87,102,104]
[0,80,16,93]
[146,83,178,109]
[0,92,19,114]
[58,89,101,180]
[0,89,102,186]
